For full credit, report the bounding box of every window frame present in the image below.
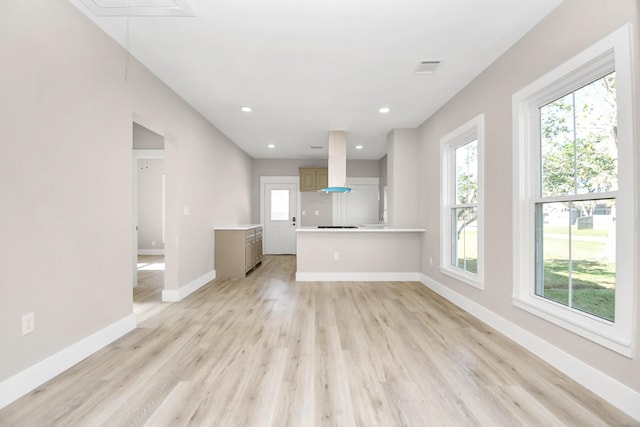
[440,114,485,289]
[512,25,636,357]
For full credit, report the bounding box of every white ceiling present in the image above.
[70,0,563,160]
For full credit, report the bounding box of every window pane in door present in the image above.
[270,189,290,221]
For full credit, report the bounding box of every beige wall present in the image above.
[0,0,252,383]
[130,60,252,291]
[416,0,640,393]
[300,192,332,227]
[387,129,419,227]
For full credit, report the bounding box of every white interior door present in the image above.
[264,182,298,254]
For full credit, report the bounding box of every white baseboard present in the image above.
[0,313,136,411]
[137,249,164,256]
[419,273,640,422]
[295,272,421,282]
[162,270,215,302]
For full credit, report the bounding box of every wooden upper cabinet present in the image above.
[299,167,328,191]
[299,168,317,191]
[316,169,328,189]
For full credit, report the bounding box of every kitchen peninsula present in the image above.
[296,226,425,281]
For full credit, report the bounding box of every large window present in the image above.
[512,25,635,356]
[536,73,617,322]
[441,114,484,289]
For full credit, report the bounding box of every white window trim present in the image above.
[512,25,636,357]
[440,114,485,289]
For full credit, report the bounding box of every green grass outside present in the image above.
[543,225,610,237]
[540,228,615,321]
[541,259,615,320]
[456,226,478,274]
[453,223,615,321]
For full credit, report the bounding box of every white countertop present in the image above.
[296,226,425,233]
[214,224,262,231]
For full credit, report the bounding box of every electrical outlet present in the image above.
[152,240,156,247]
[315,210,320,216]
[334,252,340,261]
[429,257,433,266]
[22,312,35,335]
[183,206,190,216]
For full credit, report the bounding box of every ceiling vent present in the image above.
[310,146,324,150]
[77,0,196,17]
[414,60,441,75]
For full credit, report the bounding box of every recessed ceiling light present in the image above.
[267,144,275,149]
[379,107,390,114]
[355,145,363,150]
[241,106,253,112]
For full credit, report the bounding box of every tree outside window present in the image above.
[453,140,478,274]
[536,72,617,321]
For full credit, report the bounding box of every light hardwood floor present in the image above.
[1,255,637,426]
[134,255,165,322]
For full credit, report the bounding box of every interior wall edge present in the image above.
[161,269,216,302]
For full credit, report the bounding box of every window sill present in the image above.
[512,294,633,358]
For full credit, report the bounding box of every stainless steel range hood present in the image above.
[321,130,351,193]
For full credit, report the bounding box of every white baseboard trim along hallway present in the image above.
[419,274,640,422]
[0,314,137,411]
[162,270,216,302]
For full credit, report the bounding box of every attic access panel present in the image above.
[77,0,196,17]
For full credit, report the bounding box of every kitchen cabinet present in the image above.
[299,168,328,191]
[214,225,263,279]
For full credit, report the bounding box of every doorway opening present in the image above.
[132,122,165,320]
